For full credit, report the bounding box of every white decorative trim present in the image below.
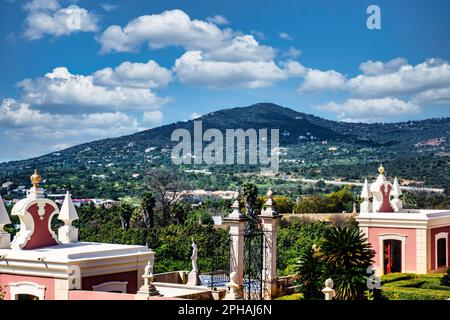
[378,233,407,275]
[11,199,60,249]
[92,281,128,293]
[435,232,449,269]
[8,281,46,300]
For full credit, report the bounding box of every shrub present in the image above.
[382,287,450,300]
[0,285,5,300]
[381,273,417,284]
[440,268,450,286]
[316,227,375,300]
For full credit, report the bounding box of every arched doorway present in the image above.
[437,238,447,268]
[435,232,449,269]
[383,239,402,274]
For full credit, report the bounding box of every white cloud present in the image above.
[412,87,450,105]
[0,98,142,161]
[100,3,118,12]
[359,57,408,76]
[142,110,164,126]
[24,0,59,11]
[278,32,293,40]
[23,0,98,40]
[98,9,306,90]
[18,66,169,111]
[299,69,347,92]
[206,15,229,25]
[173,51,302,89]
[348,58,450,98]
[203,35,275,62]
[250,30,266,40]
[318,98,420,122]
[98,9,234,53]
[297,58,450,111]
[93,60,173,89]
[283,47,302,59]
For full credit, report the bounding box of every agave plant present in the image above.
[316,227,375,300]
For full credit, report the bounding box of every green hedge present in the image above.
[382,287,450,300]
[381,273,417,284]
[383,279,427,288]
[275,293,304,300]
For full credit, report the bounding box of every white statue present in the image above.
[191,241,198,272]
[143,260,154,286]
[136,259,160,298]
[322,278,336,300]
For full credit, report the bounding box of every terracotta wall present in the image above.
[368,227,417,273]
[430,225,450,270]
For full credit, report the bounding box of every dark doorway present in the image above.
[437,238,447,268]
[384,239,402,274]
[16,294,39,300]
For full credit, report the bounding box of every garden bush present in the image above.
[382,287,450,300]
[381,273,417,284]
[440,268,450,286]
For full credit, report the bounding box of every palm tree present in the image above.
[294,244,323,299]
[141,192,156,228]
[118,204,133,230]
[316,227,375,300]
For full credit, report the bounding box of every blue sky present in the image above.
[0,0,449,162]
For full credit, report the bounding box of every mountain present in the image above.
[0,103,449,196]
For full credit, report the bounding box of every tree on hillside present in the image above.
[118,203,133,230]
[145,168,190,226]
[316,227,375,300]
[403,190,450,209]
[325,186,355,213]
[141,192,156,228]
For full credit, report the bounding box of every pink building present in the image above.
[356,166,450,275]
[0,171,162,300]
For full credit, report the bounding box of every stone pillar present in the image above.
[259,188,281,300]
[416,228,429,274]
[224,192,246,299]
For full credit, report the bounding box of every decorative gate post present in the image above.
[224,191,246,300]
[259,188,281,299]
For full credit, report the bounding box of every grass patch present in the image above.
[275,293,304,300]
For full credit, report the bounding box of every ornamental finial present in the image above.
[30,169,42,188]
[378,164,385,175]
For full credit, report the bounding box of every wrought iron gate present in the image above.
[243,227,265,300]
[202,235,230,289]
[243,212,265,300]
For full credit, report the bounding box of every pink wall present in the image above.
[0,274,55,300]
[430,226,450,270]
[368,227,417,273]
[69,290,137,300]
